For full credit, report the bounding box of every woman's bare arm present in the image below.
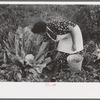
[68,25,82,51]
[34,41,48,62]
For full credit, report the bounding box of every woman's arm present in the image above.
[34,41,48,62]
[57,34,68,41]
[68,25,82,51]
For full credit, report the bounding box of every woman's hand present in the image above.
[72,44,76,51]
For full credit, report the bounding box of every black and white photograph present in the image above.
[0,3,100,83]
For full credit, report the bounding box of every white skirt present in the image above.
[57,25,83,54]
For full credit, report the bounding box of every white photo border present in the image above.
[0,1,100,99]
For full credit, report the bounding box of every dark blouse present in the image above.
[43,20,76,42]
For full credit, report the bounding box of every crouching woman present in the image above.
[31,20,83,79]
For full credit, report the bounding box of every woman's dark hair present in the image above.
[31,21,47,34]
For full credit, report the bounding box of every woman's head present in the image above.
[31,21,47,34]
